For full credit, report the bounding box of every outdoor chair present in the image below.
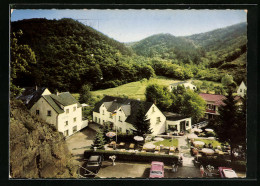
[129,143,135,149]
[119,142,125,148]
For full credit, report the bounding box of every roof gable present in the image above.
[17,87,50,109]
[93,96,153,124]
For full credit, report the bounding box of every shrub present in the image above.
[198,156,246,172]
[205,131,216,137]
[84,149,178,165]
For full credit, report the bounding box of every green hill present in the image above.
[11,18,152,92]
[131,33,204,64]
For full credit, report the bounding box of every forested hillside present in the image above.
[11,18,247,93]
[131,33,205,64]
[131,22,247,83]
[11,18,154,92]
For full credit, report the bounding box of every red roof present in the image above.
[199,93,226,106]
[199,93,242,106]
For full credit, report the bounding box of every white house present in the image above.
[163,112,192,133]
[17,87,88,137]
[93,96,191,135]
[237,81,247,97]
[93,96,166,135]
[169,81,196,92]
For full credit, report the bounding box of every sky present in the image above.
[11,9,247,43]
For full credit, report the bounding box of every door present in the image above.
[180,121,186,132]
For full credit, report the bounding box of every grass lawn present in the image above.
[194,139,224,148]
[90,76,182,100]
[153,139,179,147]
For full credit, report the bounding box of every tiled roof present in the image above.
[163,112,189,121]
[43,92,81,114]
[93,96,153,125]
[17,87,48,109]
[199,93,226,106]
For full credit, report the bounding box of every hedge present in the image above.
[84,149,178,165]
[198,156,246,172]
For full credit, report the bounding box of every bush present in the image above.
[205,131,216,137]
[84,149,178,165]
[198,156,246,172]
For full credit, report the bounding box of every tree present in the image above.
[140,65,155,80]
[221,74,234,87]
[10,30,36,97]
[145,84,173,111]
[79,84,92,104]
[171,86,206,123]
[91,129,106,149]
[211,89,245,161]
[132,103,152,136]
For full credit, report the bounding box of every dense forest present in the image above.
[11,18,247,93]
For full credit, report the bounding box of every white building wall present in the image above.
[58,103,82,136]
[166,118,192,132]
[237,82,247,97]
[146,104,166,135]
[30,97,58,127]
[169,83,196,92]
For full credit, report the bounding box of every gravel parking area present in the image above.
[96,161,202,178]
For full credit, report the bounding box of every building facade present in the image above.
[169,81,196,92]
[17,87,87,137]
[237,81,247,97]
[93,96,191,135]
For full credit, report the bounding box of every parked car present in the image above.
[218,167,238,178]
[149,161,164,178]
[85,155,103,174]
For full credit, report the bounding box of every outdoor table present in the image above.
[201,148,215,155]
[193,141,205,147]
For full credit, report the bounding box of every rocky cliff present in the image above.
[10,100,77,178]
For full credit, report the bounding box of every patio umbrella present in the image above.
[154,137,164,141]
[201,148,215,155]
[205,128,214,132]
[193,128,202,133]
[187,133,198,139]
[106,132,116,138]
[134,136,144,141]
[144,143,156,149]
[193,141,205,146]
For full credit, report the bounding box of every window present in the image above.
[73,107,76,111]
[98,118,100,124]
[119,116,122,122]
[95,117,97,123]
[156,117,161,124]
[126,130,129,134]
[193,87,195,90]
[102,110,104,115]
[103,120,105,124]
[47,110,51,116]
[240,89,242,92]
[152,107,155,112]
[119,127,122,132]
[73,126,77,133]
[65,121,68,126]
[186,121,189,127]
[64,130,69,136]
[73,117,76,122]
[66,109,69,114]
[168,125,177,131]
[109,113,113,119]
[36,110,40,115]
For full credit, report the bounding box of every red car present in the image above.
[149,161,164,178]
[218,167,238,178]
